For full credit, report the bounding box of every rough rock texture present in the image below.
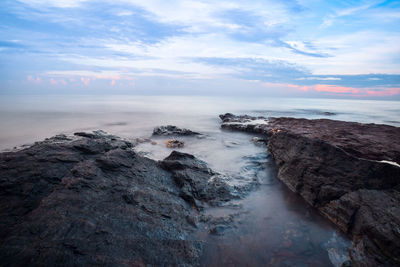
[220,113,400,266]
[160,151,235,208]
[153,125,200,136]
[0,131,227,266]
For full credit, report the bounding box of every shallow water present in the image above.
[195,156,349,267]
[1,95,398,265]
[136,130,350,266]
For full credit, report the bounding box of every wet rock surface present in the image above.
[165,139,185,148]
[153,125,201,136]
[220,113,400,266]
[0,131,233,266]
[160,151,236,208]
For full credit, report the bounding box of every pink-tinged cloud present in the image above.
[91,74,134,82]
[366,88,400,96]
[314,84,359,94]
[49,78,67,85]
[262,82,400,97]
[311,84,400,97]
[27,75,41,83]
[81,77,91,86]
[263,82,313,92]
[45,72,135,87]
[287,84,312,91]
[50,78,57,85]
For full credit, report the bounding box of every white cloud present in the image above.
[53,26,400,81]
[116,11,134,17]
[17,0,88,8]
[302,31,400,75]
[118,0,292,33]
[296,77,341,81]
[320,1,380,28]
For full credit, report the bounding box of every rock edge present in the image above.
[220,113,400,267]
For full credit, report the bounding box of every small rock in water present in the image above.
[165,139,184,148]
[223,140,241,148]
[251,137,267,146]
[135,137,151,144]
[153,125,200,136]
[151,141,157,145]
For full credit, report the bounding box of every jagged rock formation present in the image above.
[220,113,400,266]
[160,151,235,208]
[153,125,201,136]
[0,131,232,266]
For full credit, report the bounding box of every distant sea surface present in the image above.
[0,95,398,151]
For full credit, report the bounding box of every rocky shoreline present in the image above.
[0,115,399,266]
[220,113,400,266]
[0,131,239,266]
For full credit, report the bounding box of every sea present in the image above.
[1,95,399,266]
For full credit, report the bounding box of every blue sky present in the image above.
[1,0,399,98]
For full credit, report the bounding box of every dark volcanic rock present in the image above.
[153,125,200,136]
[160,151,235,207]
[0,131,228,266]
[220,113,269,133]
[220,113,400,266]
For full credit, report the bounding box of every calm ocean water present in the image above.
[1,95,398,266]
[0,95,399,151]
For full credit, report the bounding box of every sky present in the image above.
[0,0,400,99]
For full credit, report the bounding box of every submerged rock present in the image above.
[0,131,235,266]
[220,113,400,266]
[223,140,241,148]
[153,125,200,136]
[251,137,267,146]
[133,137,152,144]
